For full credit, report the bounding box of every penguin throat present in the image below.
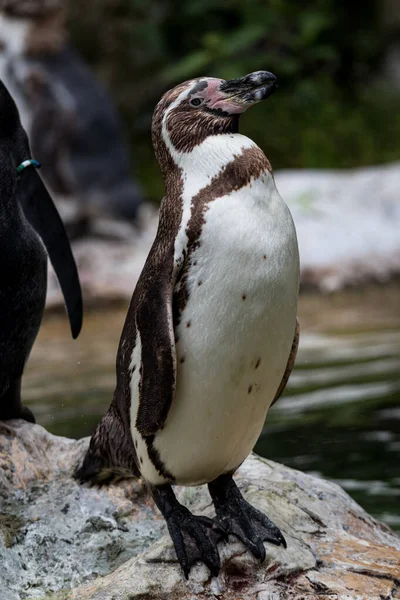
[163,132,259,193]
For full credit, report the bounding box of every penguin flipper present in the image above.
[126,211,179,438]
[19,168,83,339]
[133,265,177,437]
[271,317,300,407]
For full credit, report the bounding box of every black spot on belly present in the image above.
[255,358,261,370]
[242,294,247,301]
[180,357,185,364]
[263,255,267,260]
[198,280,202,286]
[186,321,191,328]
[134,439,138,449]
[139,456,143,465]
[248,384,253,394]
[132,365,136,373]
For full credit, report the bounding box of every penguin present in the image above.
[0,2,144,231]
[76,71,300,578]
[0,79,82,423]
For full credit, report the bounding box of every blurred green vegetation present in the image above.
[68,0,400,199]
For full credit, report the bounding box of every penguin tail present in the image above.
[75,402,140,485]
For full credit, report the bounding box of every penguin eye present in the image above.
[190,97,204,107]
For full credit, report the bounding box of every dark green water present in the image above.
[24,287,400,532]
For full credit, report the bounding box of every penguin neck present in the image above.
[162,132,259,196]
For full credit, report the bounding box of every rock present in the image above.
[0,421,399,599]
[0,420,164,600]
[275,162,400,292]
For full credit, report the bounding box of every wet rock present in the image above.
[0,420,399,599]
[0,420,163,600]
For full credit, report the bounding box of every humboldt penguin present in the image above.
[0,79,82,422]
[77,71,300,578]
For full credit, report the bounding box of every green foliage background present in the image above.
[68,0,400,199]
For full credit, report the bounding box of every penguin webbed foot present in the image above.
[151,484,221,579]
[17,405,36,423]
[0,379,35,423]
[0,404,36,424]
[208,474,286,562]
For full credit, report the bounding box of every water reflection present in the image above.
[24,287,400,532]
[256,287,400,532]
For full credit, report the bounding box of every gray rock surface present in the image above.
[275,162,400,291]
[44,162,400,308]
[0,420,399,599]
[0,421,163,600]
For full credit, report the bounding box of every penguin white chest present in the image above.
[136,173,299,486]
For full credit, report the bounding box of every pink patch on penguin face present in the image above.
[197,78,249,114]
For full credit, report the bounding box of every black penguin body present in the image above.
[0,79,82,422]
[0,180,46,420]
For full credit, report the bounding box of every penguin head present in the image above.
[153,71,277,163]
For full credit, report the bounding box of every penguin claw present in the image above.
[208,474,286,561]
[165,504,221,579]
[151,484,221,579]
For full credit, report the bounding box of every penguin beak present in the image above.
[214,71,278,113]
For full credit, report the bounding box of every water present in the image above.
[23,287,400,532]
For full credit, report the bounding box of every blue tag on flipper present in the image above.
[16,159,41,174]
